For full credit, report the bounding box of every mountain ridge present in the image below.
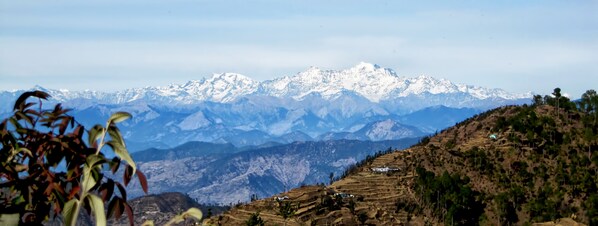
[125,138,420,205]
[0,63,531,150]
[1,62,531,108]
[205,94,597,225]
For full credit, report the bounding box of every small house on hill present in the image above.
[334,192,354,199]
[371,166,400,173]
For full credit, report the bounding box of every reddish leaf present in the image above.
[123,165,132,186]
[13,91,50,111]
[53,182,66,195]
[58,116,71,135]
[115,182,127,201]
[73,125,84,139]
[124,202,134,226]
[22,102,36,111]
[110,157,121,174]
[68,186,81,199]
[136,170,149,194]
[43,183,54,196]
[107,197,123,220]
[99,179,114,201]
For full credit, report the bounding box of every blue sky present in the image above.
[0,1,596,97]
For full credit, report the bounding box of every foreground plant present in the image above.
[0,91,148,225]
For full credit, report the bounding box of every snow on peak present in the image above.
[179,72,259,102]
[261,62,403,102]
[263,63,531,102]
[210,72,254,84]
[305,66,321,72]
[352,62,381,71]
[397,75,458,96]
[8,63,529,106]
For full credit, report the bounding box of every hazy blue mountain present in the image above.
[318,119,425,141]
[398,105,482,133]
[276,131,313,143]
[131,141,239,162]
[0,63,531,148]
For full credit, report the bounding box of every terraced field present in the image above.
[206,105,595,225]
[205,149,426,226]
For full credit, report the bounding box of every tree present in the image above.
[0,91,203,226]
[532,95,544,106]
[553,88,562,118]
[250,194,259,202]
[496,192,518,226]
[581,89,598,125]
[579,90,598,159]
[580,90,597,114]
[585,194,598,225]
[357,212,368,225]
[348,198,356,214]
[245,212,265,226]
[278,201,297,226]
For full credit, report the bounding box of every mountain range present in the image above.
[0,62,530,149]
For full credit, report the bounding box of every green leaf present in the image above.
[81,170,97,192]
[88,125,104,146]
[165,215,185,225]
[12,195,25,205]
[107,125,126,148]
[86,154,105,169]
[62,199,79,226]
[108,112,132,124]
[0,213,20,226]
[141,220,155,226]
[165,208,203,225]
[107,140,136,175]
[16,147,32,157]
[14,111,33,126]
[87,194,107,226]
[181,208,203,221]
[8,118,22,130]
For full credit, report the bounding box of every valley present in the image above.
[126,139,419,205]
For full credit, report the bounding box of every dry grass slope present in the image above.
[206,104,596,225]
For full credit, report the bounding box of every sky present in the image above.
[0,0,596,97]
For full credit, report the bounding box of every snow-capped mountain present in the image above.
[1,62,530,109]
[260,63,404,102]
[261,62,528,102]
[0,63,531,149]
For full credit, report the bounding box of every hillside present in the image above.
[205,90,597,225]
[126,139,419,205]
[110,192,228,225]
